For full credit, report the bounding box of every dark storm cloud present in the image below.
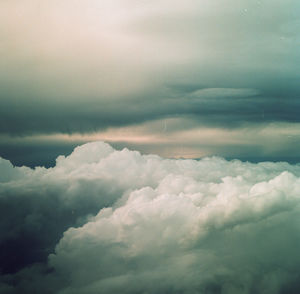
[1,84,300,135]
[0,0,299,136]
[2,142,300,293]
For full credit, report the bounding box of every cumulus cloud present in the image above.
[1,141,300,293]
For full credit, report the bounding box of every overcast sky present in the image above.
[1,0,300,165]
[2,2,300,293]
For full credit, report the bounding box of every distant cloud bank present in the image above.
[1,142,300,293]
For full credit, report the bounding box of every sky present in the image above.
[1,0,300,166]
[2,1,300,294]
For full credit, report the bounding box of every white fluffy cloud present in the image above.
[1,141,300,293]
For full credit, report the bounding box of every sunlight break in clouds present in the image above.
[1,141,300,293]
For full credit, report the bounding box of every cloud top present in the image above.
[1,141,300,293]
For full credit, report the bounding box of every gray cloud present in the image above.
[1,85,300,136]
[1,142,300,293]
[0,0,299,137]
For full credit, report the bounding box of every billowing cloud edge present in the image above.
[1,141,300,293]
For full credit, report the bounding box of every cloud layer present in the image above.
[1,141,300,293]
[1,0,300,167]
[0,0,300,136]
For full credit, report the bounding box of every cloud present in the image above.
[188,88,260,99]
[3,119,300,168]
[0,0,300,136]
[1,141,300,293]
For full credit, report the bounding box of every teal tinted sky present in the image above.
[1,0,300,165]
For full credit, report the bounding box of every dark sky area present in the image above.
[1,0,300,166]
